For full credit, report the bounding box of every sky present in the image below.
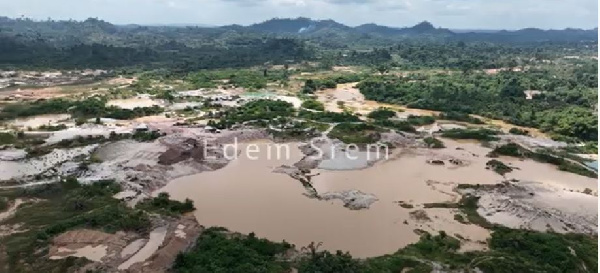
[0,0,597,30]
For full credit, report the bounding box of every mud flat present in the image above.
[48,229,129,263]
[118,226,167,270]
[50,245,108,262]
[107,95,163,109]
[157,138,597,258]
[44,124,135,145]
[461,181,598,234]
[0,145,98,182]
[6,114,71,129]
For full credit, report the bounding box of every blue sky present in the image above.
[1,0,597,29]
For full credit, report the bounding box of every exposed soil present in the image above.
[461,181,598,234]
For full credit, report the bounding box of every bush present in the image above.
[0,132,17,145]
[301,100,325,111]
[486,159,513,175]
[298,110,360,123]
[222,99,295,124]
[424,137,445,148]
[299,249,363,273]
[373,119,415,133]
[406,115,436,126]
[367,108,396,120]
[173,227,292,273]
[0,197,8,211]
[438,112,484,124]
[328,123,383,144]
[508,127,530,135]
[38,124,68,131]
[136,192,195,216]
[441,128,500,141]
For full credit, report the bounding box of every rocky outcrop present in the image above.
[320,190,379,210]
[158,138,205,165]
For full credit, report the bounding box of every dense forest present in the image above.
[0,17,597,70]
[357,66,598,142]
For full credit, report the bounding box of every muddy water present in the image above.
[158,141,489,257]
[158,139,597,257]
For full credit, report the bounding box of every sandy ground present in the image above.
[6,114,72,129]
[46,214,201,272]
[0,86,66,101]
[48,229,130,263]
[315,83,549,138]
[118,226,167,270]
[107,95,164,110]
[0,199,24,222]
[464,181,597,234]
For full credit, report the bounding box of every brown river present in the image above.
[156,139,596,257]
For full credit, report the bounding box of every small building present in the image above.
[135,123,149,132]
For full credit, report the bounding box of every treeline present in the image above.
[0,35,313,70]
[0,97,163,120]
[173,226,598,273]
[1,17,596,71]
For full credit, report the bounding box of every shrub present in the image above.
[301,100,325,111]
[509,127,530,135]
[441,128,500,141]
[406,115,436,126]
[367,108,396,120]
[424,137,445,148]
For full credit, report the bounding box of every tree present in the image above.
[376,64,390,75]
[302,79,318,94]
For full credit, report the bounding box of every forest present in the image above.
[0,17,597,70]
[357,64,598,142]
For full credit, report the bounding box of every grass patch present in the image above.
[441,128,500,141]
[406,115,436,126]
[423,195,494,229]
[136,192,195,217]
[438,112,484,124]
[0,196,8,211]
[367,108,396,120]
[298,110,360,123]
[372,119,415,133]
[328,122,383,144]
[486,159,513,175]
[489,143,597,178]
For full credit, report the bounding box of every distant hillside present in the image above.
[0,16,596,69]
[246,17,352,34]
[355,21,453,37]
[227,17,596,42]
